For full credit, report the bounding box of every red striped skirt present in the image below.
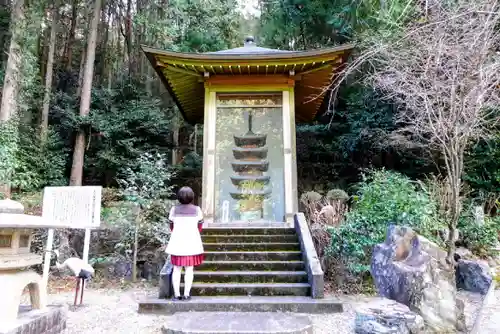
[171,254,204,267]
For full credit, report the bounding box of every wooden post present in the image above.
[201,89,216,225]
[282,90,295,226]
[172,114,179,165]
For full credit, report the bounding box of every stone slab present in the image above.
[139,296,343,314]
[0,213,62,229]
[162,312,313,334]
[0,199,24,214]
[0,305,68,334]
[294,213,324,299]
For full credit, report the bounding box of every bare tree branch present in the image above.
[338,0,500,264]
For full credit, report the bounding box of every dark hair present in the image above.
[177,186,195,205]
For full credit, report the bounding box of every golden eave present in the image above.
[142,44,354,124]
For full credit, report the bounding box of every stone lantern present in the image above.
[0,199,67,334]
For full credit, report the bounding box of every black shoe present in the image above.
[172,296,182,301]
[182,296,191,301]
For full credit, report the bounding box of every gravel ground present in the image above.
[474,288,500,333]
[23,287,488,334]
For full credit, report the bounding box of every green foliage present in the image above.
[15,126,68,190]
[300,191,323,204]
[326,189,349,202]
[465,136,500,197]
[258,0,420,50]
[17,1,45,117]
[110,152,176,255]
[458,212,500,257]
[328,169,444,274]
[138,0,241,53]
[118,152,175,206]
[50,85,175,186]
[0,119,19,191]
[296,85,436,191]
[0,120,67,192]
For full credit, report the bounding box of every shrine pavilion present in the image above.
[142,37,353,226]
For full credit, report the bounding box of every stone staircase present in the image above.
[139,221,342,314]
[188,227,310,296]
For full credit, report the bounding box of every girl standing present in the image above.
[165,186,204,300]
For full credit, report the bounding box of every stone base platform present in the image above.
[139,296,342,314]
[0,305,68,334]
[162,312,313,334]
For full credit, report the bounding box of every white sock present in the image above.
[172,265,182,297]
[184,266,194,297]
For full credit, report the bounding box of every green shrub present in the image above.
[459,216,500,257]
[327,169,444,274]
[326,189,349,202]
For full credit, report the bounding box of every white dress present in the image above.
[165,205,204,256]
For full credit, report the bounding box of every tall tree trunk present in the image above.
[0,0,24,198]
[76,47,86,96]
[69,0,102,186]
[0,0,23,122]
[39,25,49,83]
[63,0,78,72]
[0,0,10,65]
[132,207,140,282]
[124,0,133,76]
[76,6,91,96]
[40,1,58,141]
[107,12,114,90]
[99,2,111,86]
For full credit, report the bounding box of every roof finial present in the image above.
[244,36,255,47]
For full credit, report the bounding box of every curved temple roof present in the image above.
[142,37,353,124]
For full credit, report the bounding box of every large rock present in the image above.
[456,259,492,295]
[455,247,473,261]
[371,225,466,333]
[354,298,425,334]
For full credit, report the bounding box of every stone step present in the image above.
[202,234,299,243]
[139,296,343,315]
[198,260,306,271]
[205,251,302,262]
[203,242,301,252]
[180,283,310,296]
[203,227,296,236]
[161,312,313,334]
[194,271,308,284]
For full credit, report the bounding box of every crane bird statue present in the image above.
[52,250,95,306]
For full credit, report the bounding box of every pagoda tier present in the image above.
[229,113,271,220]
[230,175,271,187]
[234,134,267,148]
[231,160,269,173]
[232,147,268,160]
